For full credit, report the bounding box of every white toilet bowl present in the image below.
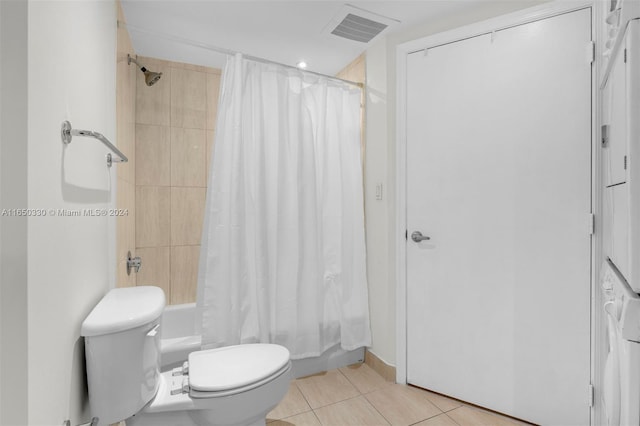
[127,344,291,426]
[81,287,292,426]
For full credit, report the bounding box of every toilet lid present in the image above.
[188,344,290,392]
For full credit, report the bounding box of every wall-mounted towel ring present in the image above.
[61,121,128,167]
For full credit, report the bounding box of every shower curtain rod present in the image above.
[119,22,365,89]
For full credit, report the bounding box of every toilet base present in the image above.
[125,363,291,426]
[126,408,268,426]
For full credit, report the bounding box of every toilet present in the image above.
[81,286,291,426]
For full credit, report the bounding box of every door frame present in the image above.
[395,0,600,417]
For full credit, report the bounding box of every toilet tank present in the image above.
[81,286,166,425]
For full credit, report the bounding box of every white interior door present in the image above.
[406,9,592,425]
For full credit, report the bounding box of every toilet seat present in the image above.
[189,363,291,399]
[187,344,291,399]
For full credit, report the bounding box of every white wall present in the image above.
[364,40,394,366]
[364,0,549,366]
[26,1,116,424]
[0,1,2,414]
[0,1,28,424]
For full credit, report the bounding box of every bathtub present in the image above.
[160,303,365,378]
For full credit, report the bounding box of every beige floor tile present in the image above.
[269,411,322,426]
[414,413,459,426]
[268,383,312,420]
[339,363,391,394]
[410,387,464,413]
[296,369,359,409]
[447,405,532,426]
[365,384,442,426]
[314,396,389,426]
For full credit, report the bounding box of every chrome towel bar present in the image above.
[61,120,128,167]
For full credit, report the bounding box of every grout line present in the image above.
[293,380,315,412]
[402,408,447,426]
[269,404,314,423]
[332,368,349,382]
[444,403,464,413]
[337,368,364,395]
[444,411,463,426]
[406,411,462,426]
[308,392,362,411]
[274,407,315,424]
[309,409,323,426]
[360,394,392,426]
[336,368,365,400]
[407,384,467,413]
[362,383,445,426]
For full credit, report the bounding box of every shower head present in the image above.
[143,70,162,87]
[127,54,162,86]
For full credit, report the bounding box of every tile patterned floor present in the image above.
[267,364,533,426]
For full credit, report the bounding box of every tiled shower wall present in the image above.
[133,56,221,304]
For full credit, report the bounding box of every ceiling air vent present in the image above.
[331,13,388,43]
[324,5,399,44]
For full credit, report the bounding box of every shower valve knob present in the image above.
[126,251,142,275]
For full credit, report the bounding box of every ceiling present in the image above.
[120,1,491,76]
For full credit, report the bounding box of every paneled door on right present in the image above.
[406,8,592,425]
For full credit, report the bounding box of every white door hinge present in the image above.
[588,41,595,64]
[588,383,594,407]
[588,213,595,236]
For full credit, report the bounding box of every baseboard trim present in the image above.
[364,349,396,383]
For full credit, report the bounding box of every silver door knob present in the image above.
[411,231,430,242]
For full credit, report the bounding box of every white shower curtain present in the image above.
[196,54,371,359]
